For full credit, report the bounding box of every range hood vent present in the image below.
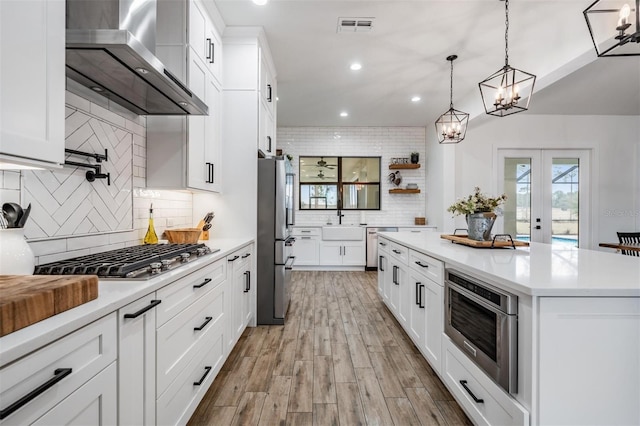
[66,0,207,116]
[337,17,375,33]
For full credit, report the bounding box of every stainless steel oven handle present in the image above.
[447,281,510,317]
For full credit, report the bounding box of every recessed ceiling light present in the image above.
[340,112,349,117]
[411,96,421,102]
[276,96,279,101]
[135,67,149,74]
[350,63,362,71]
[253,0,268,5]
[91,86,104,92]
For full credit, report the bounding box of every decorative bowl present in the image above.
[165,228,202,244]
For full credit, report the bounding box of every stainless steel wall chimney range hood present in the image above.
[66,0,208,116]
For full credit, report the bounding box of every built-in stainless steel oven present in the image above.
[444,269,518,394]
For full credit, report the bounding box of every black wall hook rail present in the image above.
[64,148,111,185]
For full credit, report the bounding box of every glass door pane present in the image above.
[503,158,532,242]
[549,158,580,247]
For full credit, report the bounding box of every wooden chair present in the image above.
[617,232,640,257]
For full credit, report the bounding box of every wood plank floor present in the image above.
[187,271,472,426]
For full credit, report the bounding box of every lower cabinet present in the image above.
[118,295,159,426]
[0,314,117,425]
[227,245,254,350]
[319,241,365,266]
[292,236,320,265]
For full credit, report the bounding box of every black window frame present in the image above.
[298,156,381,211]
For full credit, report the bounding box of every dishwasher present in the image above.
[366,227,398,270]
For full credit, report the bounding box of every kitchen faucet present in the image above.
[337,209,344,224]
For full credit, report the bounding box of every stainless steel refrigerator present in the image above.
[257,157,296,325]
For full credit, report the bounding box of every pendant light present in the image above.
[479,0,536,117]
[584,0,640,57]
[435,55,469,144]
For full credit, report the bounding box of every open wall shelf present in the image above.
[389,164,421,170]
[389,188,421,194]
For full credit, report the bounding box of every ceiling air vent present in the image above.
[337,17,375,33]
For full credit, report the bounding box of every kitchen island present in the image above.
[378,231,640,426]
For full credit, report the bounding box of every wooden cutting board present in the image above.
[0,275,99,337]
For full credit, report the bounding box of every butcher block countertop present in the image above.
[0,275,98,337]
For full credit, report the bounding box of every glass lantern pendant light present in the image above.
[479,0,536,117]
[435,55,469,144]
[584,0,640,57]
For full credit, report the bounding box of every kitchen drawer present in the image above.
[0,313,117,424]
[157,281,225,396]
[378,237,391,254]
[292,227,321,236]
[443,338,529,426]
[389,241,409,265]
[156,258,226,327]
[157,319,225,426]
[228,245,252,272]
[409,249,444,285]
[398,227,436,234]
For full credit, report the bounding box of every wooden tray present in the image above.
[0,275,98,337]
[440,234,529,249]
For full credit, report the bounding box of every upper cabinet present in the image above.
[0,0,65,169]
[147,0,224,192]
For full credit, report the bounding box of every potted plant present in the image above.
[447,187,507,241]
[410,152,419,164]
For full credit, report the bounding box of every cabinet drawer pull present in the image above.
[460,380,484,404]
[0,368,73,420]
[415,261,429,268]
[244,271,251,292]
[242,253,251,258]
[228,255,239,262]
[193,278,212,289]
[392,249,401,254]
[124,299,161,318]
[301,236,311,240]
[301,230,311,233]
[194,316,213,331]
[193,366,212,386]
[379,242,386,246]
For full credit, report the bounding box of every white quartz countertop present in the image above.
[0,238,253,365]
[379,232,640,297]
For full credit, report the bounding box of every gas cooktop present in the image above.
[34,243,219,279]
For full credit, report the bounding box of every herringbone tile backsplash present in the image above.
[23,107,133,239]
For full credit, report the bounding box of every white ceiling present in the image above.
[214,0,640,127]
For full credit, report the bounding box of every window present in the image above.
[299,156,380,210]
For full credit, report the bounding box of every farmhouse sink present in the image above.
[322,226,364,241]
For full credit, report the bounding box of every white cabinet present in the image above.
[227,246,253,348]
[224,28,278,157]
[0,0,64,169]
[0,314,117,424]
[118,295,159,426]
[147,0,223,192]
[319,241,366,266]
[292,228,320,266]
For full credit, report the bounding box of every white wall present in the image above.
[439,114,639,249]
[277,127,431,227]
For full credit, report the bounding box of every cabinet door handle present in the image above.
[343,246,347,256]
[267,136,272,152]
[194,316,213,331]
[460,380,484,403]
[392,249,401,254]
[205,162,212,183]
[193,278,212,289]
[124,299,162,318]
[193,366,212,386]
[242,253,251,259]
[210,41,215,64]
[415,261,429,268]
[415,282,420,305]
[419,284,425,308]
[244,271,250,292]
[379,255,384,271]
[206,38,212,60]
[210,163,215,184]
[393,265,398,285]
[267,84,272,102]
[0,368,73,420]
[228,255,239,262]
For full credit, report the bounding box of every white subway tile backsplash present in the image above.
[66,233,112,251]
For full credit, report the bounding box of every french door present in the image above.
[497,149,591,247]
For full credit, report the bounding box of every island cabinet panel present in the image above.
[537,297,640,426]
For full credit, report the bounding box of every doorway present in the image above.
[497,149,591,248]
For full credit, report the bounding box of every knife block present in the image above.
[196,220,209,240]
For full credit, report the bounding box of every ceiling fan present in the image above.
[317,171,326,179]
[316,157,337,169]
